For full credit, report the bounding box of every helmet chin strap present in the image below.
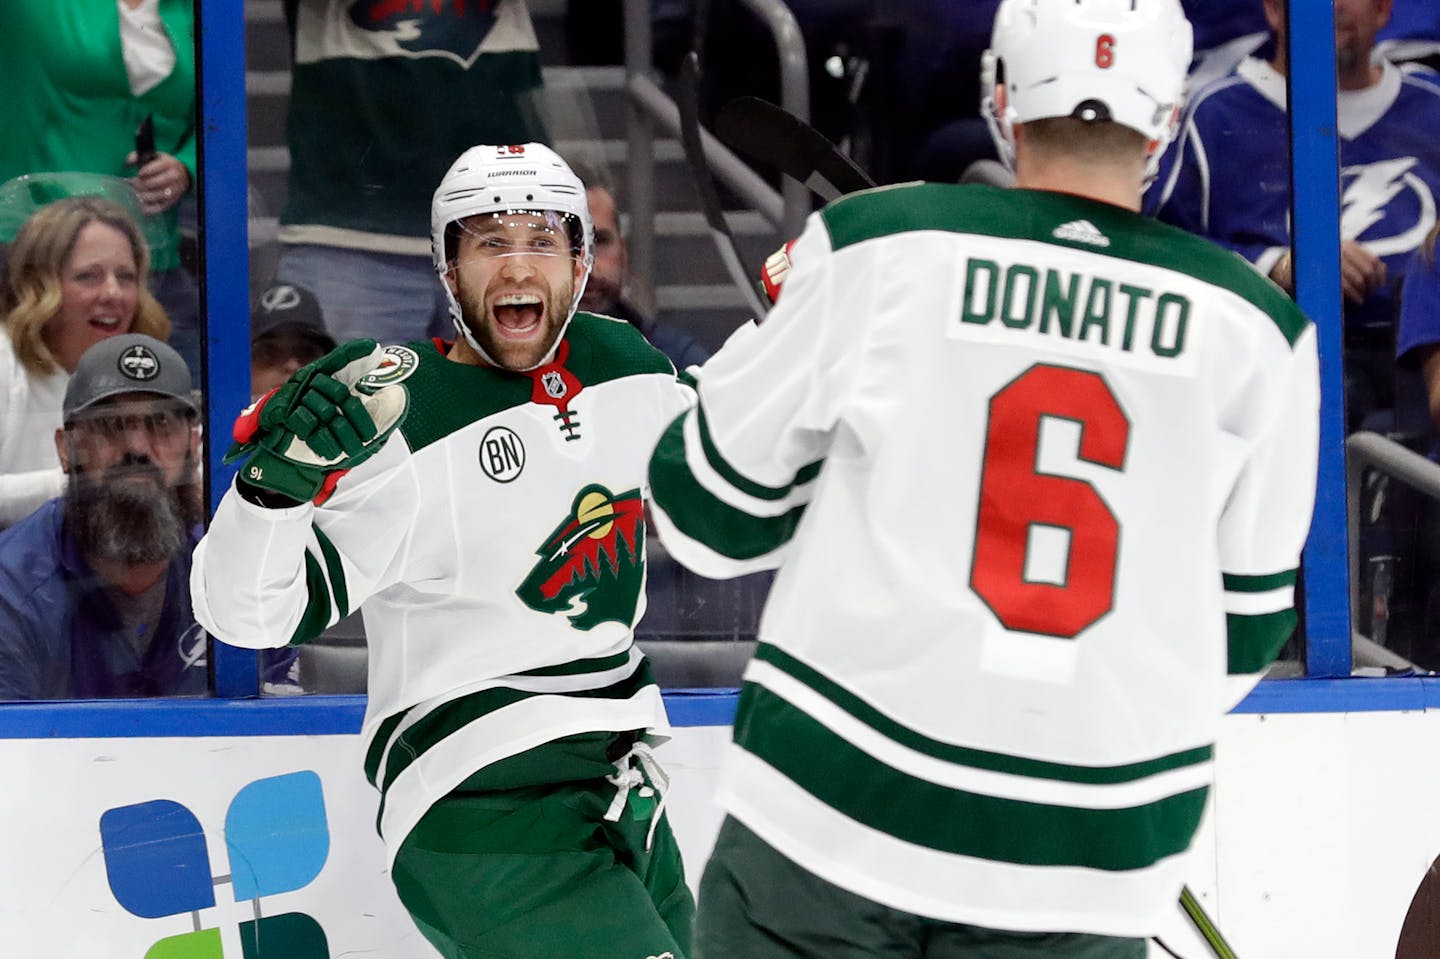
[982,94,1017,171]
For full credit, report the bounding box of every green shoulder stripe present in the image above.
[820,183,1310,347]
[390,317,677,453]
[567,312,675,383]
[388,341,531,452]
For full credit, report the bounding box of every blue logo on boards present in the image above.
[98,771,331,958]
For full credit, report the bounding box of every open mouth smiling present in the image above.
[492,293,545,339]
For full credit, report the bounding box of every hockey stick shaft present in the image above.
[1181,885,1240,959]
[675,52,770,319]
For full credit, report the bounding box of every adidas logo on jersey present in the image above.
[1052,219,1111,247]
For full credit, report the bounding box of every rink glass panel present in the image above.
[194,0,1380,699]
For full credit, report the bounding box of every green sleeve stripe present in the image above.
[312,525,350,618]
[755,644,1212,784]
[649,415,810,560]
[287,551,333,646]
[1227,609,1298,674]
[696,404,821,502]
[738,683,1209,871]
[1222,569,1297,593]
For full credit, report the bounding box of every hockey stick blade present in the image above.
[714,95,876,201]
[675,52,769,319]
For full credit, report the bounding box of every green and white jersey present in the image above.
[280,0,545,251]
[193,314,693,865]
[648,184,1319,937]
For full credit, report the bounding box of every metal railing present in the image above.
[1344,431,1440,671]
[622,0,809,316]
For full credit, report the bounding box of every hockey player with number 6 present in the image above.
[192,143,695,959]
[648,0,1319,956]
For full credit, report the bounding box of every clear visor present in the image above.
[448,208,581,265]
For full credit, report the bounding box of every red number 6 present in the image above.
[1096,34,1116,69]
[970,365,1129,638]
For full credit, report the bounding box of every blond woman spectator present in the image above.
[0,197,169,527]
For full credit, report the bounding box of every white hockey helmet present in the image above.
[981,0,1193,172]
[431,142,595,370]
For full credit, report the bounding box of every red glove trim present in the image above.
[313,468,350,507]
[232,386,281,444]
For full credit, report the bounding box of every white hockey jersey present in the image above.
[193,315,694,864]
[649,183,1320,937]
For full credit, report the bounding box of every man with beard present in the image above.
[193,144,697,959]
[0,334,209,699]
[1149,0,1440,431]
[571,166,712,371]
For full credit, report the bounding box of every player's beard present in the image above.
[457,272,574,371]
[65,455,200,566]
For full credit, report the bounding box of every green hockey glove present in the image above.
[225,339,408,504]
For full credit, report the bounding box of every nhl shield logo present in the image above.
[541,370,567,399]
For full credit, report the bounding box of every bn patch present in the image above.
[480,426,525,482]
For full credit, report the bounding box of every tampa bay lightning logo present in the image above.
[347,0,499,65]
[1340,157,1437,260]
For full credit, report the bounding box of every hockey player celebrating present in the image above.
[192,144,695,959]
[648,1,1319,957]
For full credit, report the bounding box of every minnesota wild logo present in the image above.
[516,485,645,629]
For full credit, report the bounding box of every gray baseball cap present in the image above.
[252,282,333,344]
[63,333,197,423]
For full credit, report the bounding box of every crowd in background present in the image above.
[1,0,1439,700]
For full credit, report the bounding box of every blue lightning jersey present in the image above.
[1397,245,1440,366]
[1379,0,1440,65]
[1380,0,1440,46]
[1181,0,1266,54]
[1149,57,1440,335]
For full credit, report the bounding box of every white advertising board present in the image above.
[0,711,1437,958]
